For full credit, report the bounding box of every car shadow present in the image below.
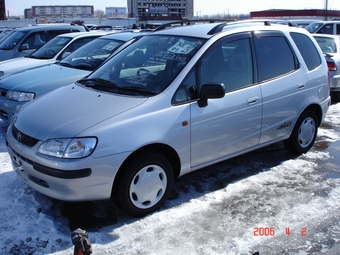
[52,140,300,233]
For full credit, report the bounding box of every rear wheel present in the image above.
[284,111,318,155]
[114,151,174,217]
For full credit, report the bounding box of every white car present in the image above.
[0,31,109,79]
[7,22,331,217]
[313,34,340,101]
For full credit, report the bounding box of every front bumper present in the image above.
[0,95,24,121]
[6,125,129,202]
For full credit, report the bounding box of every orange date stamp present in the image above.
[253,227,307,236]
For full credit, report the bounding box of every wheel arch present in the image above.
[303,103,323,127]
[112,143,181,193]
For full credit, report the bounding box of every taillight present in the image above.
[327,61,337,71]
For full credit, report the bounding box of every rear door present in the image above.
[254,31,309,144]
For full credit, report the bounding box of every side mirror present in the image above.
[19,44,29,51]
[198,83,225,107]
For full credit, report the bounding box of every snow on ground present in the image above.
[1,104,340,255]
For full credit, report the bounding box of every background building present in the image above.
[106,7,127,18]
[250,9,340,21]
[127,0,194,20]
[0,0,5,20]
[31,5,94,20]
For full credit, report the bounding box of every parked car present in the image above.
[0,32,146,121]
[6,22,330,217]
[0,24,86,61]
[0,31,109,79]
[288,19,322,28]
[90,25,113,31]
[305,20,340,35]
[313,34,340,101]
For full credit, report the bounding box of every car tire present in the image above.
[114,151,174,217]
[284,111,318,155]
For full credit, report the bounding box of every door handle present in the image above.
[247,96,259,105]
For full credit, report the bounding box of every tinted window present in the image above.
[21,32,46,51]
[317,24,333,34]
[200,37,253,91]
[254,36,296,81]
[337,24,340,34]
[290,32,321,71]
[314,36,336,53]
[305,22,323,33]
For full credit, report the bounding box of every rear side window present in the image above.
[254,36,297,82]
[337,24,340,34]
[290,32,321,71]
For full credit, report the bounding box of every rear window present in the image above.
[314,36,337,53]
[290,32,321,71]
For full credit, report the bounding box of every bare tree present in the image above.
[94,9,105,18]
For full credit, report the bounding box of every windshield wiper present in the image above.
[59,62,74,68]
[122,86,157,95]
[78,78,119,91]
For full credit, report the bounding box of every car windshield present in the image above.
[59,37,125,71]
[305,22,324,33]
[78,35,206,95]
[0,29,15,44]
[314,36,337,53]
[29,36,72,59]
[0,31,26,50]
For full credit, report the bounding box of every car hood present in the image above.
[0,57,55,77]
[14,84,148,141]
[0,64,89,96]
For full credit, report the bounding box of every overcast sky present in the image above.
[4,0,339,16]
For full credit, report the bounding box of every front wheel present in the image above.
[113,152,174,217]
[284,111,318,155]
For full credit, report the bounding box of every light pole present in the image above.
[224,8,229,18]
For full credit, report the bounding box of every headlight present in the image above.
[6,91,35,102]
[38,137,97,159]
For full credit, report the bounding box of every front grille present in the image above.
[12,125,39,147]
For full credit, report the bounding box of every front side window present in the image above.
[30,36,72,59]
[200,37,253,91]
[305,22,324,33]
[21,32,46,51]
[317,24,334,34]
[80,35,206,95]
[254,36,297,82]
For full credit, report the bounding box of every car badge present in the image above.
[16,132,22,141]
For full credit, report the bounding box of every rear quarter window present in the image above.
[290,32,322,71]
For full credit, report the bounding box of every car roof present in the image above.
[151,22,227,39]
[13,24,84,32]
[151,20,305,39]
[55,30,112,39]
[100,31,150,41]
[313,34,340,38]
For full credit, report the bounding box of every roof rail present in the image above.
[227,19,298,27]
[153,19,233,32]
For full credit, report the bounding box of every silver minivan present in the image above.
[6,22,331,217]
